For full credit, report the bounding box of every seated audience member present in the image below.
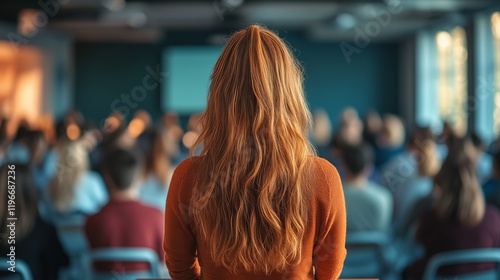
[0,164,69,279]
[341,143,392,231]
[5,125,30,163]
[84,148,164,272]
[139,128,178,210]
[44,140,108,219]
[27,130,56,192]
[395,135,461,237]
[311,109,333,160]
[375,114,405,169]
[362,111,383,150]
[392,127,441,226]
[328,108,364,178]
[405,142,500,279]
[483,149,500,198]
[380,127,433,199]
[471,132,493,185]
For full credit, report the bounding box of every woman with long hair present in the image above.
[0,164,69,279]
[139,127,178,210]
[45,140,108,218]
[164,25,347,279]
[405,137,500,279]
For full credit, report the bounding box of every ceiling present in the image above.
[0,0,499,43]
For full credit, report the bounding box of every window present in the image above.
[492,12,500,136]
[415,25,467,135]
[436,27,468,136]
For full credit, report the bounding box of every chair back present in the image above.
[89,248,161,280]
[340,231,391,278]
[54,214,90,280]
[0,258,33,280]
[423,248,500,280]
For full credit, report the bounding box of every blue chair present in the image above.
[89,248,161,280]
[0,258,33,280]
[55,215,90,280]
[340,231,394,279]
[423,248,500,280]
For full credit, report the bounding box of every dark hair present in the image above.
[434,144,484,225]
[55,120,67,141]
[341,142,374,176]
[408,126,434,148]
[470,132,484,149]
[0,164,38,243]
[101,148,141,190]
[493,149,500,171]
[143,128,170,186]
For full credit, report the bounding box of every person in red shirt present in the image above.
[84,148,164,272]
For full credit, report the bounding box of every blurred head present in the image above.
[335,108,363,147]
[102,125,134,153]
[408,127,441,177]
[0,164,38,243]
[447,134,478,165]
[312,109,332,146]
[102,148,142,193]
[364,111,383,134]
[341,142,374,178]
[191,25,315,274]
[49,140,88,212]
[378,114,405,148]
[26,130,48,165]
[434,146,485,226]
[144,128,175,186]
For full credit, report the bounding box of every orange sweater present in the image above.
[164,156,347,280]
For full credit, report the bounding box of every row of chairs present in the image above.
[340,232,500,280]
[0,247,162,280]
[2,247,500,279]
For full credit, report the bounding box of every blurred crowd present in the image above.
[1,107,500,279]
[313,107,500,279]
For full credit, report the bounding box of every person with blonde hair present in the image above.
[164,25,347,280]
[392,127,441,236]
[44,140,108,218]
[404,137,500,279]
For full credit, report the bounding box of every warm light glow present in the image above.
[0,43,44,138]
[492,12,500,39]
[493,11,500,136]
[436,27,467,137]
[437,31,452,49]
[66,123,81,141]
[14,68,42,124]
[0,42,16,97]
[127,118,146,138]
[104,116,121,133]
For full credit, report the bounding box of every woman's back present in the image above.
[164,156,346,280]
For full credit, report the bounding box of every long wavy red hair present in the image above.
[190,25,315,274]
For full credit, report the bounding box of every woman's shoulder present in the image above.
[310,156,341,182]
[308,156,343,199]
[174,156,202,175]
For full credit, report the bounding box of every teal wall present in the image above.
[75,43,164,124]
[74,36,399,125]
